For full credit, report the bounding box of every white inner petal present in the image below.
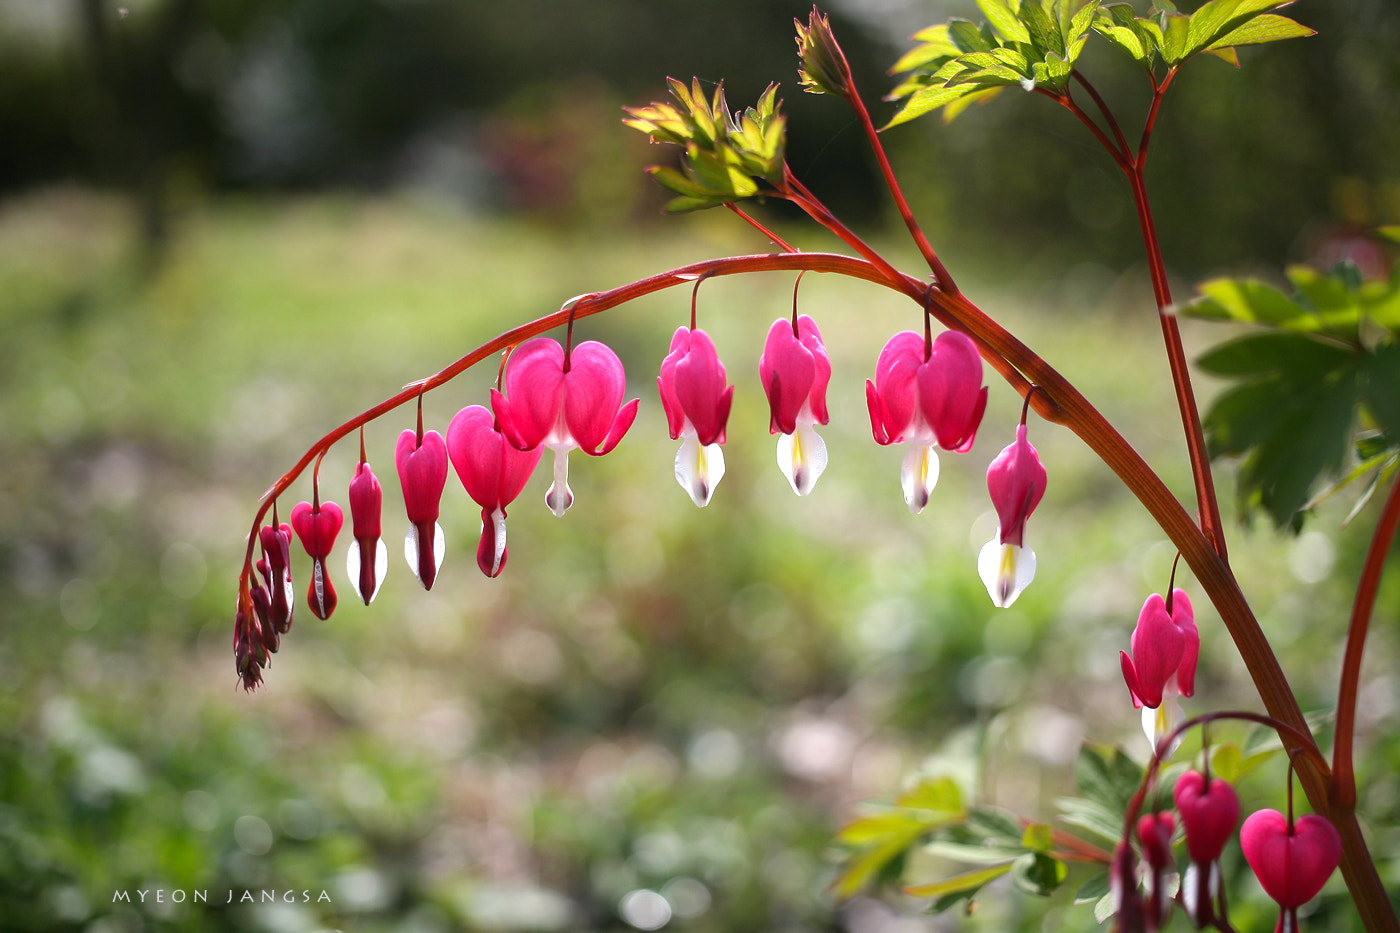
[345,537,387,604]
[776,423,828,497]
[546,448,574,517]
[489,506,508,575]
[403,522,447,587]
[977,534,1036,608]
[899,444,939,514]
[674,434,725,508]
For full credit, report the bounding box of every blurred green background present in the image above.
[1,1,1398,931]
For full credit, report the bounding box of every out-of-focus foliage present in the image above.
[1183,256,1400,528]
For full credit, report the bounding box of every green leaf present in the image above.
[1209,743,1243,783]
[1075,871,1111,905]
[1363,342,1400,441]
[886,82,991,128]
[1056,796,1127,847]
[977,0,1031,43]
[1020,822,1054,852]
[890,25,961,73]
[1011,852,1068,896]
[1204,13,1315,52]
[1195,332,1354,378]
[1157,10,1191,63]
[949,18,997,52]
[833,835,914,900]
[1074,743,1143,816]
[1020,0,1065,57]
[1186,277,1323,330]
[1093,4,1156,67]
[896,775,964,812]
[1184,0,1291,59]
[965,807,1027,846]
[903,862,1013,901]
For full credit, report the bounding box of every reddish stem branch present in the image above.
[1333,469,1400,807]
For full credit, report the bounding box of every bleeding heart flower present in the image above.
[760,314,831,496]
[257,518,295,634]
[396,426,449,589]
[290,498,344,620]
[1241,809,1341,929]
[1173,770,1239,864]
[1121,588,1199,747]
[978,421,1046,607]
[447,403,544,577]
[234,603,268,691]
[492,336,640,516]
[865,328,987,512]
[346,458,388,604]
[1137,810,1177,927]
[658,326,734,506]
[1174,770,1240,928]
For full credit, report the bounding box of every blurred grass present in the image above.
[0,187,1396,931]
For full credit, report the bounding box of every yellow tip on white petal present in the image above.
[900,444,939,514]
[675,434,725,507]
[977,534,1036,608]
[776,423,828,497]
[1143,695,1184,758]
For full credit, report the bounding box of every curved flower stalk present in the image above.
[346,452,388,605]
[395,422,449,590]
[1122,588,1200,746]
[865,328,987,512]
[290,495,343,620]
[446,404,544,577]
[492,336,640,516]
[760,313,831,496]
[978,411,1046,608]
[658,326,734,506]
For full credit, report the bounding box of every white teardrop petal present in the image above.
[978,534,1036,608]
[674,434,725,507]
[899,444,939,514]
[488,507,508,575]
[776,423,828,496]
[345,537,387,604]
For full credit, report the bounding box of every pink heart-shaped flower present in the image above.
[290,500,344,560]
[1173,770,1240,864]
[1240,809,1341,909]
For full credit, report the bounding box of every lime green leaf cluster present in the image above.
[623,78,787,212]
[833,771,1087,912]
[886,0,1101,128]
[1184,258,1400,528]
[1095,0,1312,70]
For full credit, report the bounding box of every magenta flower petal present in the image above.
[919,330,987,452]
[1172,589,1200,698]
[396,428,449,589]
[290,500,344,560]
[502,337,568,449]
[1122,592,1187,709]
[987,423,1046,548]
[760,318,817,435]
[671,328,733,446]
[1240,810,1341,910]
[564,340,629,453]
[447,404,543,511]
[1173,770,1240,865]
[346,460,387,605]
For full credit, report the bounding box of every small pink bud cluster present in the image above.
[1113,769,1340,933]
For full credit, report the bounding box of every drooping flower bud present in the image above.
[234,602,267,692]
[396,427,449,589]
[290,498,344,619]
[978,421,1046,607]
[759,314,830,496]
[347,459,388,605]
[447,403,543,577]
[258,518,295,634]
[1137,811,1176,929]
[658,326,734,506]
